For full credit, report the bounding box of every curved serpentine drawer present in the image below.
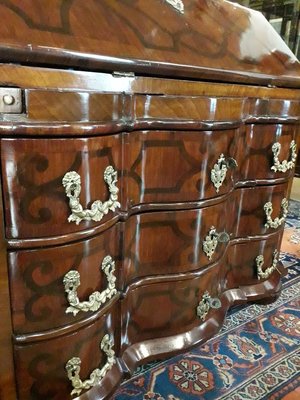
[123,197,235,286]
[1,129,238,239]
[223,233,284,290]
[124,128,238,205]
[120,264,224,354]
[13,230,283,400]
[233,181,290,238]
[8,198,234,336]
[9,224,120,335]
[123,181,290,284]
[1,126,295,240]
[8,181,289,335]
[236,123,298,182]
[120,232,283,355]
[1,136,122,239]
[13,302,119,400]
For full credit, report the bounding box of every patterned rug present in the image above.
[114,200,300,400]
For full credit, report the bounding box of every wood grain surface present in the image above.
[0,0,299,86]
[0,3,299,396]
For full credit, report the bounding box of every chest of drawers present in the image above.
[0,1,300,399]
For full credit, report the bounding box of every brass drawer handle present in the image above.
[65,334,115,396]
[271,140,297,173]
[62,166,120,225]
[203,226,230,260]
[196,291,221,321]
[256,250,280,280]
[264,198,288,229]
[211,154,237,193]
[63,255,117,316]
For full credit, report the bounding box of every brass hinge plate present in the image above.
[112,71,135,78]
[0,88,22,113]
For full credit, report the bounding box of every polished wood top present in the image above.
[0,0,299,86]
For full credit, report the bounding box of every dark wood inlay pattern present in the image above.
[0,0,299,85]
[2,126,295,243]
[123,200,234,285]
[0,2,299,397]
[237,124,299,182]
[8,179,288,339]
[121,270,283,374]
[1,136,122,239]
[120,265,224,353]
[124,129,238,204]
[223,235,284,290]
[233,182,291,238]
[9,225,121,335]
[0,181,17,399]
[14,304,120,400]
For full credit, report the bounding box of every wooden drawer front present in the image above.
[27,91,123,122]
[1,136,122,239]
[14,304,119,400]
[234,181,290,238]
[124,129,238,205]
[237,124,298,182]
[134,96,244,122]
[9,224,120,334]
[121,266,223,352]
[123,199,235,286]
[223,234,283,289]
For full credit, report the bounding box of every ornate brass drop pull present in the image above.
[63,256,117,316]
[196,291,221,321]
[271,140,297,173]
[256,250,280,280]
[264,198,288,229]
[66,334,115,396]
[62,166,120,225]
[165,0,184,13]
[203,226,230,260]
[211,154,237,193]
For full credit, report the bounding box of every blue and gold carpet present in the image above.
[114,200,300,400]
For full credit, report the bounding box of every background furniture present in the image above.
[0,1,299,399]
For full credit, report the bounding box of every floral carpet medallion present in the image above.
[169,359,214,395]
[113,200,300,400]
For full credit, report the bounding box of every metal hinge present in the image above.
[112,71,135,78]
[0,88,22,113]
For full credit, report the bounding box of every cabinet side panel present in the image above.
[0,175,17,399]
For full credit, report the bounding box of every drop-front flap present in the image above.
[0,0,299,86]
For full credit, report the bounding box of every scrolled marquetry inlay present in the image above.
[264,198,288,229]
[65,334,115,396]
[62,166,120,225]
[203,226,230,260]
[63,255,117,316]
[271,140,297,173]
[256,250,280,280]
[211,154,237,193]
[196,291,222,321]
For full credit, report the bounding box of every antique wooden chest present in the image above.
[0,1,299,399]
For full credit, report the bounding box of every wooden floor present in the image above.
[282,387,300,400]
[291,177,300,201]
